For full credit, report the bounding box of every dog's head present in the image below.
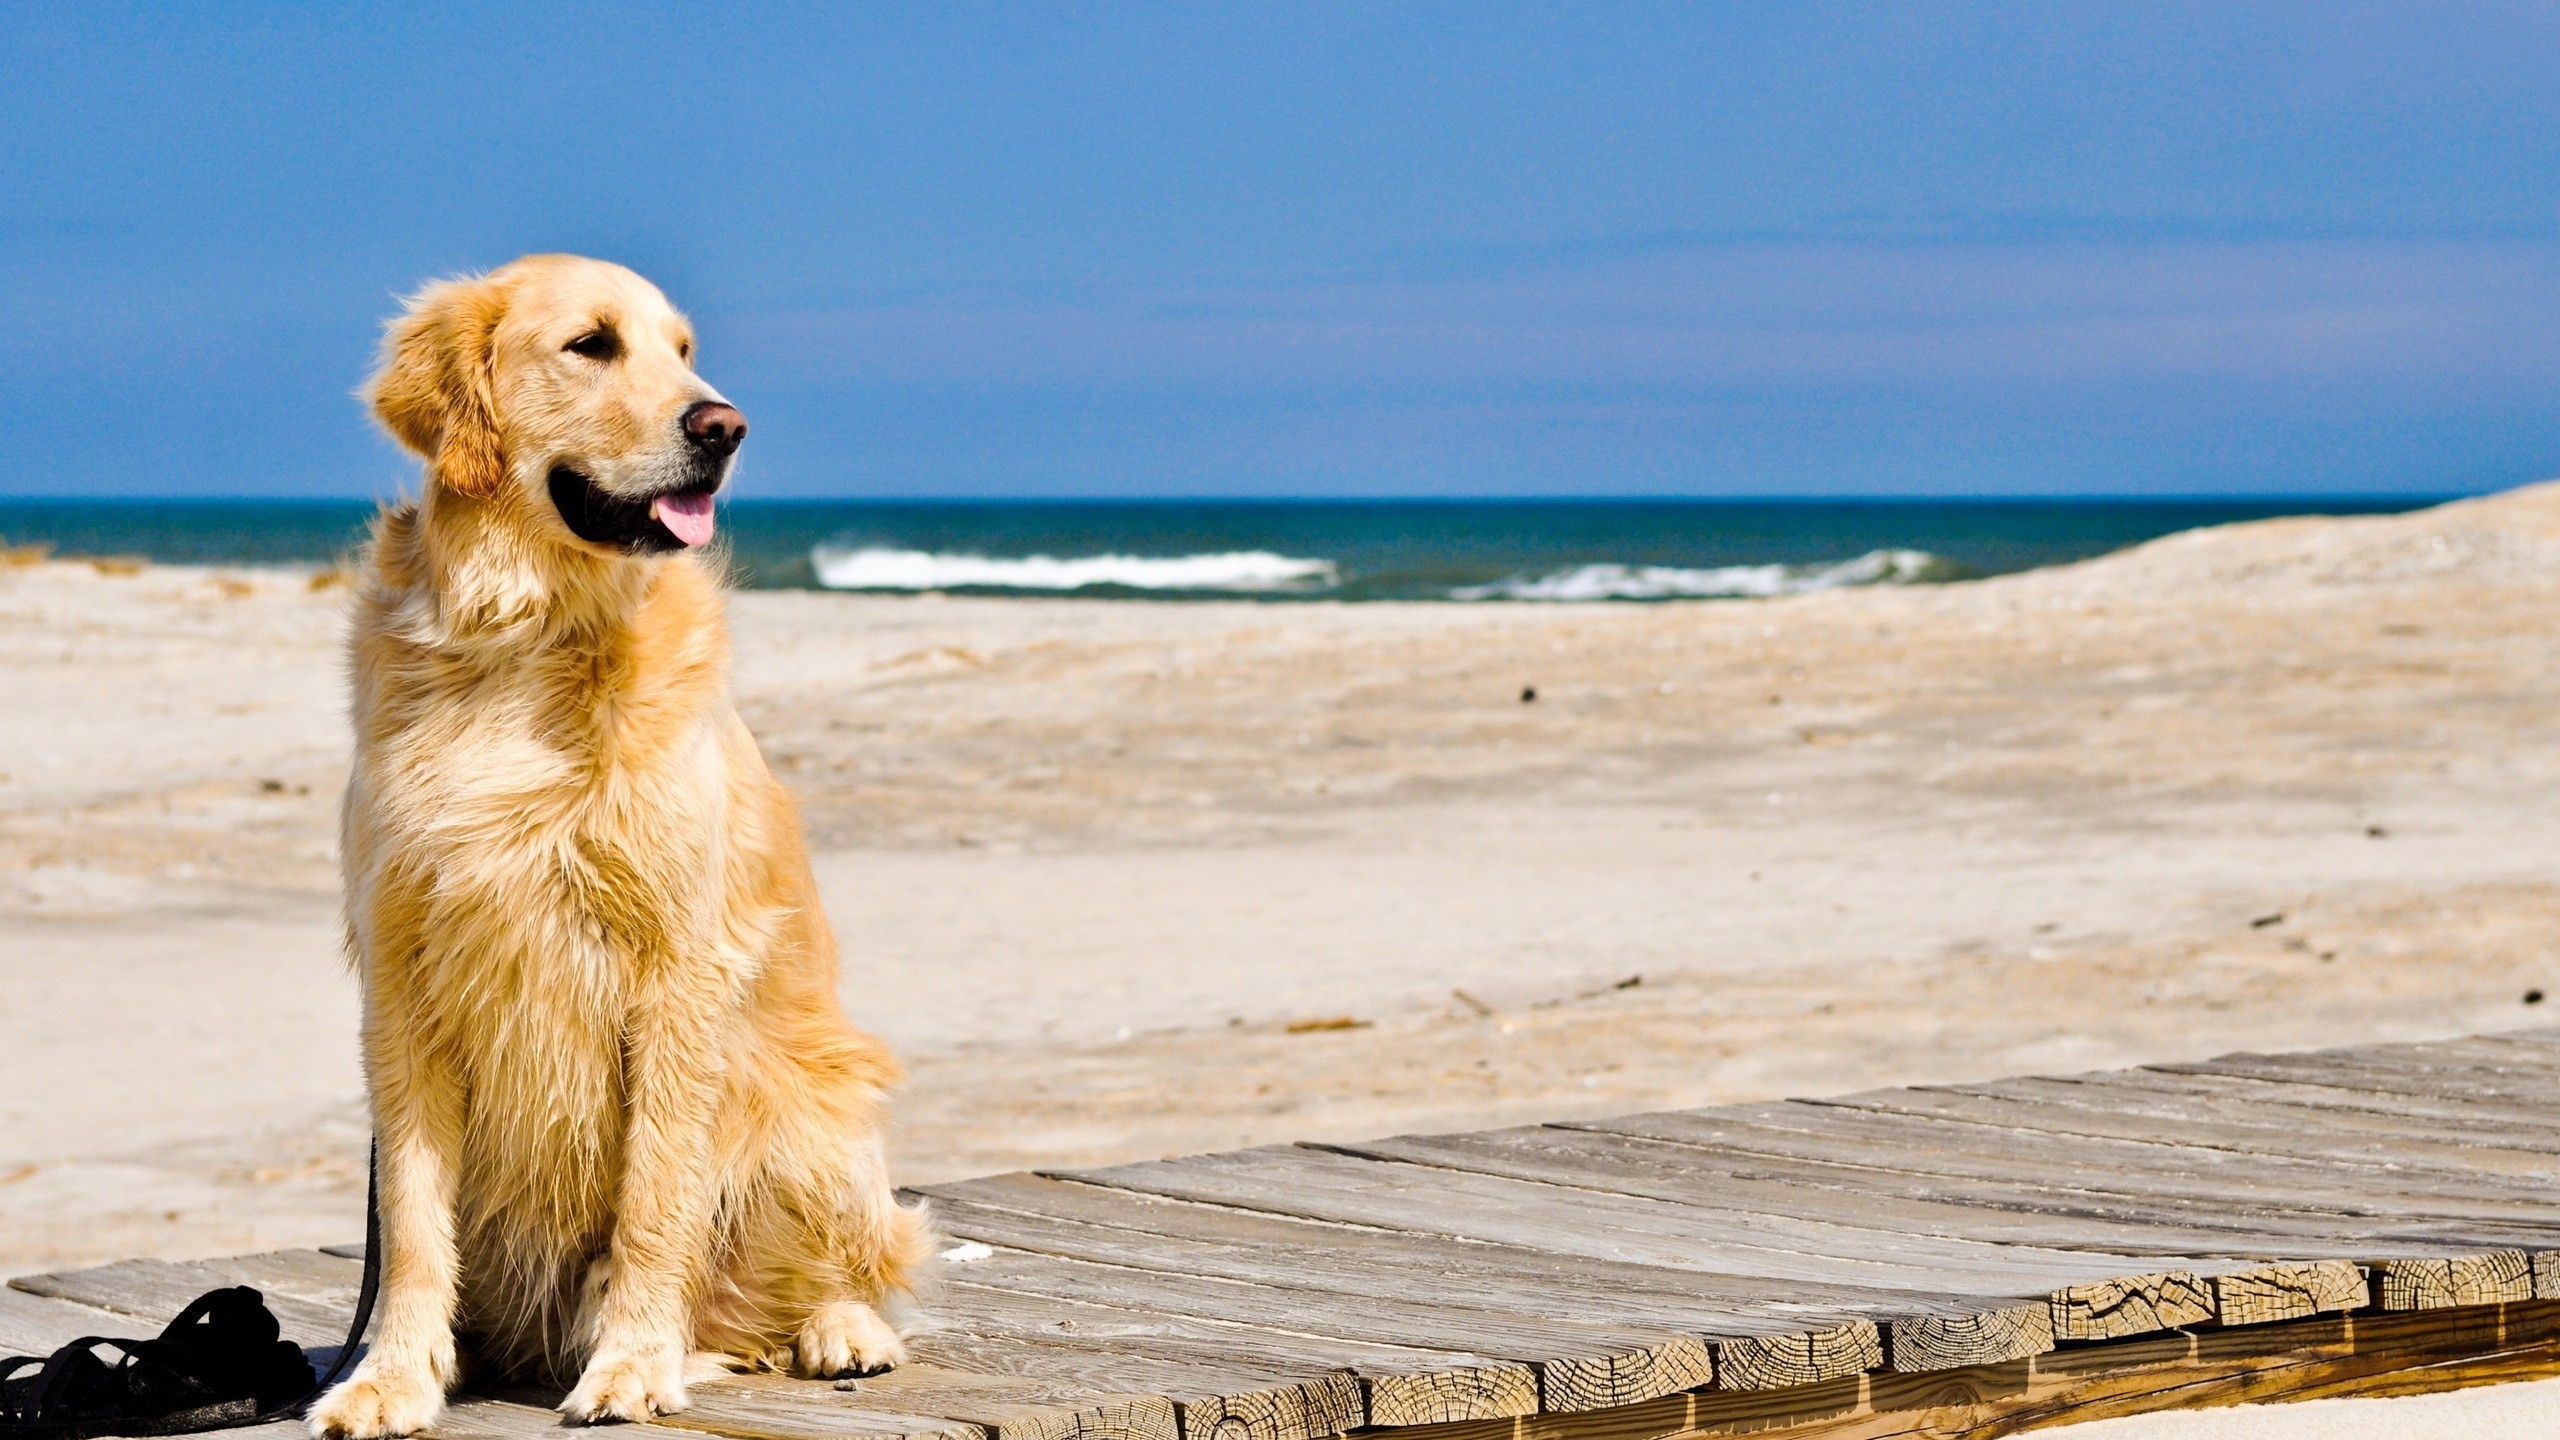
[370,255,744,556]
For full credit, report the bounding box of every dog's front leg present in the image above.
[559,980,728,1424]
[310,972,466,1439]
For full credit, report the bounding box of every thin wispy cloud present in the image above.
[744,241,2560,392]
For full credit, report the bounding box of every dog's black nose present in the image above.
[682,401,748,457]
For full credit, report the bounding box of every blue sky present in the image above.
[3,3,2556,498]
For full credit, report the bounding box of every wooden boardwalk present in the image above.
[14,1031,2560,1439]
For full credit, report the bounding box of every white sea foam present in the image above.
[811,545,1340,593]
[1451,548,1949,602]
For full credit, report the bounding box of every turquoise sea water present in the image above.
[0,496,2449,601]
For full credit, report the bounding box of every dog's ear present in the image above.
[368,276,510,501]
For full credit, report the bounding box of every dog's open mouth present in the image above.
[548,467,719,554]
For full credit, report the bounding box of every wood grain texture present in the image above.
[1574,1101,2560,1231]
[942,1250,1688,1416]
[2374,1250,2535,1310]
[1708,1323,1882,1393]
[923,1182,1884,1394]
[636,1377,991,1440]
[1824,1077,2560,1174]
[10,1255,358,1347]
[1048,1145,2177,1296]
[0,1287,139,1355]
[2535,1249,2560,1302]
[929,1275,1537,1429]
[1169,1369,1365,1440]
[1359,1364,1544,1428]
[2210,1260,2368,1327]
[23,1032,2560,1438]
[1378,1303,2560,1440]
[1882,1302,2054,1374]
[907,1329,1363,1440]
[2048,1271,2214,1341]
[925,1177,1927,1332]
[725,1367,1178,1440]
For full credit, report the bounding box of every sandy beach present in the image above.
[6,484,2559,1302]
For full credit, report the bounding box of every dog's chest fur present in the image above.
[346,548,751,1344]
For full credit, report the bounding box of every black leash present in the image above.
[303,1146,383,1404]
[293,1142,381,1414]
[0,1145,381,1440]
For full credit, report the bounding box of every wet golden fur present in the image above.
[310,256,928,1439]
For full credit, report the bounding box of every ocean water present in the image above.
[0,496,2446,602]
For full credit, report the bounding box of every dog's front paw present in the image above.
[793,1301,907,1379]
[562,1341,688,1425]
[307,1362,448,1440]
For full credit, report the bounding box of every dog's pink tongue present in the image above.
[652,491,717,547]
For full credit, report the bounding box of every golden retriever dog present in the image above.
[308,255,928,1440]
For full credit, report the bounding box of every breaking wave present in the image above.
[1450,548,1955,601]
[810,545,1341,593]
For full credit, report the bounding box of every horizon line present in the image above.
[0,489,2488,506]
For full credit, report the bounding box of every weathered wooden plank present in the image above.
[193,1247,368,1297]
[1353,1366,1544,1430]
[1965,1074,2560,1176]
[926,1183,1890,1367]
[1828,1076,2560,1176]
[1493,1112,2560,1284]
[1696,1097,2560,1216]
[2301,1032,2560,1072]
[1046,1144,2208,1379]
[943,1250,1712,1416]
[1880,1300,2560,1439]
[927,1174,1925,1327]
[2046,1271,2214,1342]
[2160,1050,2560,1107]
[938,1277,1542,1425]
[1050,1146,2169,1296]
[37,1029,2560,1440]
[0,1273,571,1440]
[1704,1324,1883,1393]
[2376,1035,2560,1077]
[1823,1073,2560,1179]
[11,1254,1095,1440]
[526,1357,1194,1440]
[733,1366,1178,1440]
[620,1376,989,1440]
[905,1329,1363,1440]
[1317,1129,2303,1267]
[0,1286,141,1354]
[1882,1301,2053,1374]
[2209,1260,2368,1327]
[934,1181,1904,1397]
[429,1395,625,1440]
[1566,1104,2560,1237]
[1528,1343,1714,1415]
[2093,1063,2560,1136]
[14,1251,1283,1440]
[2373,1250,2535,1310]
[2271,1033,2560,1070]
[943,1232,1723,1417]
[926,1275,1538,1428]
[1315,1126,2543,1353]
[11,1256,357,1348]
[1389,1303,2560,1440]
[1319,1121,2459,1288]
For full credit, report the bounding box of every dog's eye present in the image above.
[565,331,620,361]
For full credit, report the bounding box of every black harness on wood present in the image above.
[0,1148,380,1440]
